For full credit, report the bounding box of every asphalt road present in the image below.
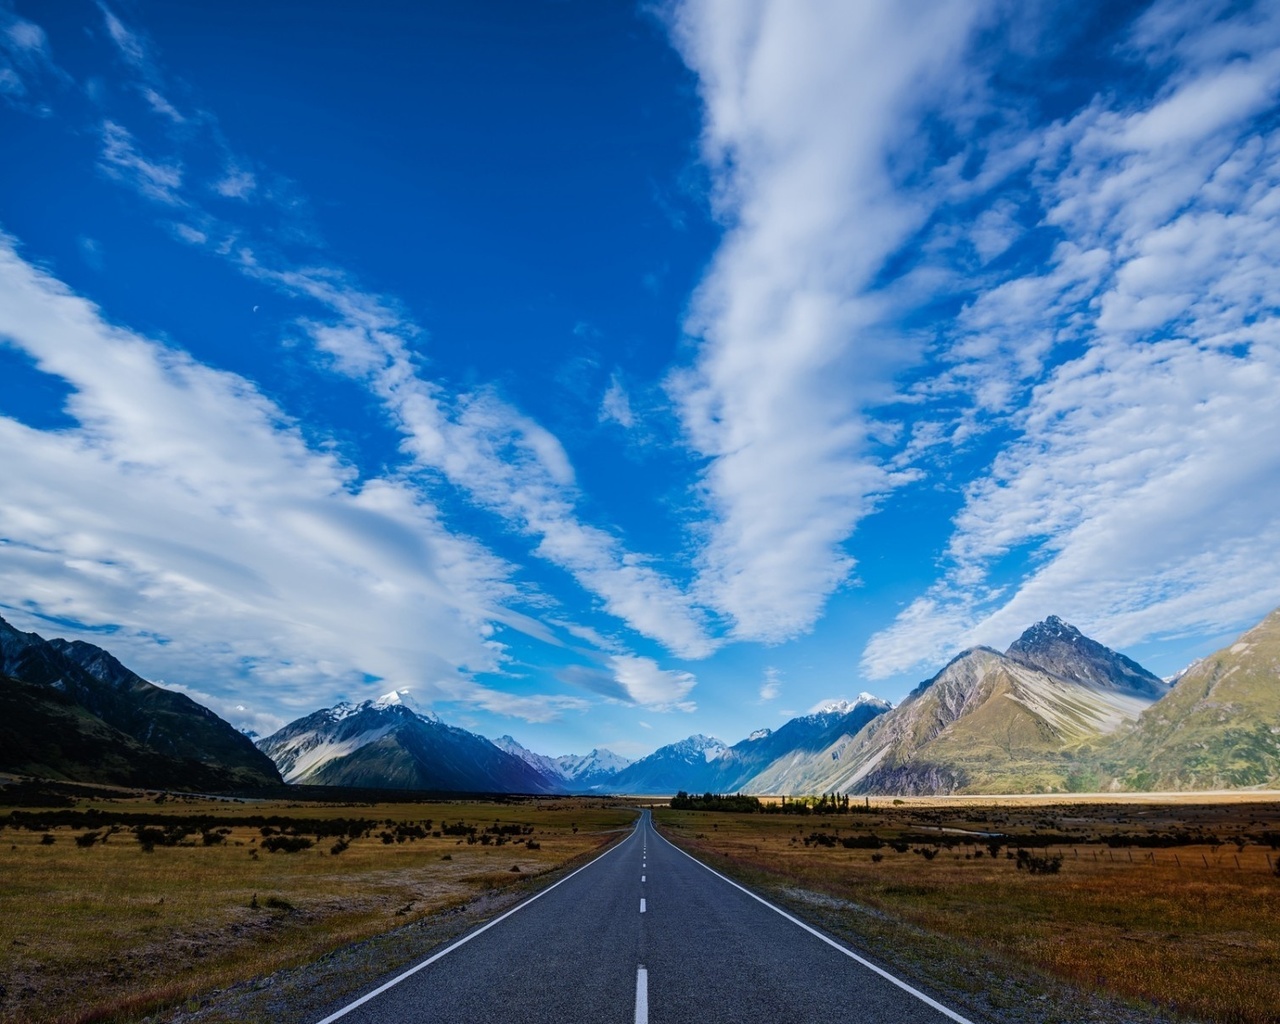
[315,810,974,1024]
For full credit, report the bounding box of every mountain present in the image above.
[749,617,1169,795]
[257,693,562,793]
[610,734,729,794]
[1006,615,1167,698]
[710,695,892,794]
[493,736,631,793]
[1099,608,1280,790]
[0,614,280,789]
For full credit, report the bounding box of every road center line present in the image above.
[640,897,647,913]
[641,874,645,882]
[635,966,648,1024]
[313,812,643,1024]
[652,825,977,1024]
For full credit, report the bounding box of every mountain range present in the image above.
[4,606,1278,796]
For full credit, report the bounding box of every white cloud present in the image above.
[0,6,66,108]
[599,372,635,428]
[667,0,992,644]
[245,260,718,660]
[758,666,780,702]
[213,166,256,199]
[99,120,182,204]
[0,232,606,725]
[142,87,184,124]
[608,654,697,712]
[863,0,1280,678]
[99,3,147,69]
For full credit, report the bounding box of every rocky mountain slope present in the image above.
[709,696,892,794]
[1099,609,1280,790]
[257,691,561,793]
[757,617,1169,795]
[0,614,280,789]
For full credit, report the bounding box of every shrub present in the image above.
[40,833,55,845]
[1016,849,1063,874]
[202,831,225,846]
[840,834,884,849]
[261,835,313,854]
[74,831,100,848]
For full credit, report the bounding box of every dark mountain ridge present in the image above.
[0,614,280,789]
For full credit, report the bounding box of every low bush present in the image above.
[260,835,313,854]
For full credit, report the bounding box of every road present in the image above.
[316,810,975,1024]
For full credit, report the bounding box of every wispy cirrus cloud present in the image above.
[0,3,68,111]
[4,1,712,723]
[278,276,717,660]
[99,120,183,203]
[666,0,993,644]
[863,0,1280,677]
[0,231,555,722]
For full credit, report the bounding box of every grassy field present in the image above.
[0,783,634,1024]
[655,795,1280,1024]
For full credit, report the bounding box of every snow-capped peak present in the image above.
[373,688,414,709]
[747,728,772,741]
[808,694,890,716]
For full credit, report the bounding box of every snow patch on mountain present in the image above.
[277,723,397,782]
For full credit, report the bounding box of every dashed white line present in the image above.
[641,874,646,882]
[635,966,649,1024]
[652,825,977,1024]
[313,812,643,1024]
[640,898,647,913]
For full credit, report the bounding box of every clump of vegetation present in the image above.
[671,791,763,812]
[1015,849,1063,874]
[260,834,313,854]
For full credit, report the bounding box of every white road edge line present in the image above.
[635,966,649,1024]
[313,813,642,1024]
[653,826,977,1024]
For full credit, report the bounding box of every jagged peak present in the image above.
[747,728,772,741]
[324,691,440,724]
[1010,614,1084,648]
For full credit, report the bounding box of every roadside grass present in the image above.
[0,792,633,1024]
[655,798,1280,1024]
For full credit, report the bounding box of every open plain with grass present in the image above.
[5,782,1280,1024]
[0,781,634,1024]
[654,793,1280,1024]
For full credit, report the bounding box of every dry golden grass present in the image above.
[0,793,633,1024]
[656,796,1280,1024]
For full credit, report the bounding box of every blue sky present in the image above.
[3,0,1279,759]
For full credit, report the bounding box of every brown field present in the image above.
[654,795,1280,1024]
[0,785,634,1024]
